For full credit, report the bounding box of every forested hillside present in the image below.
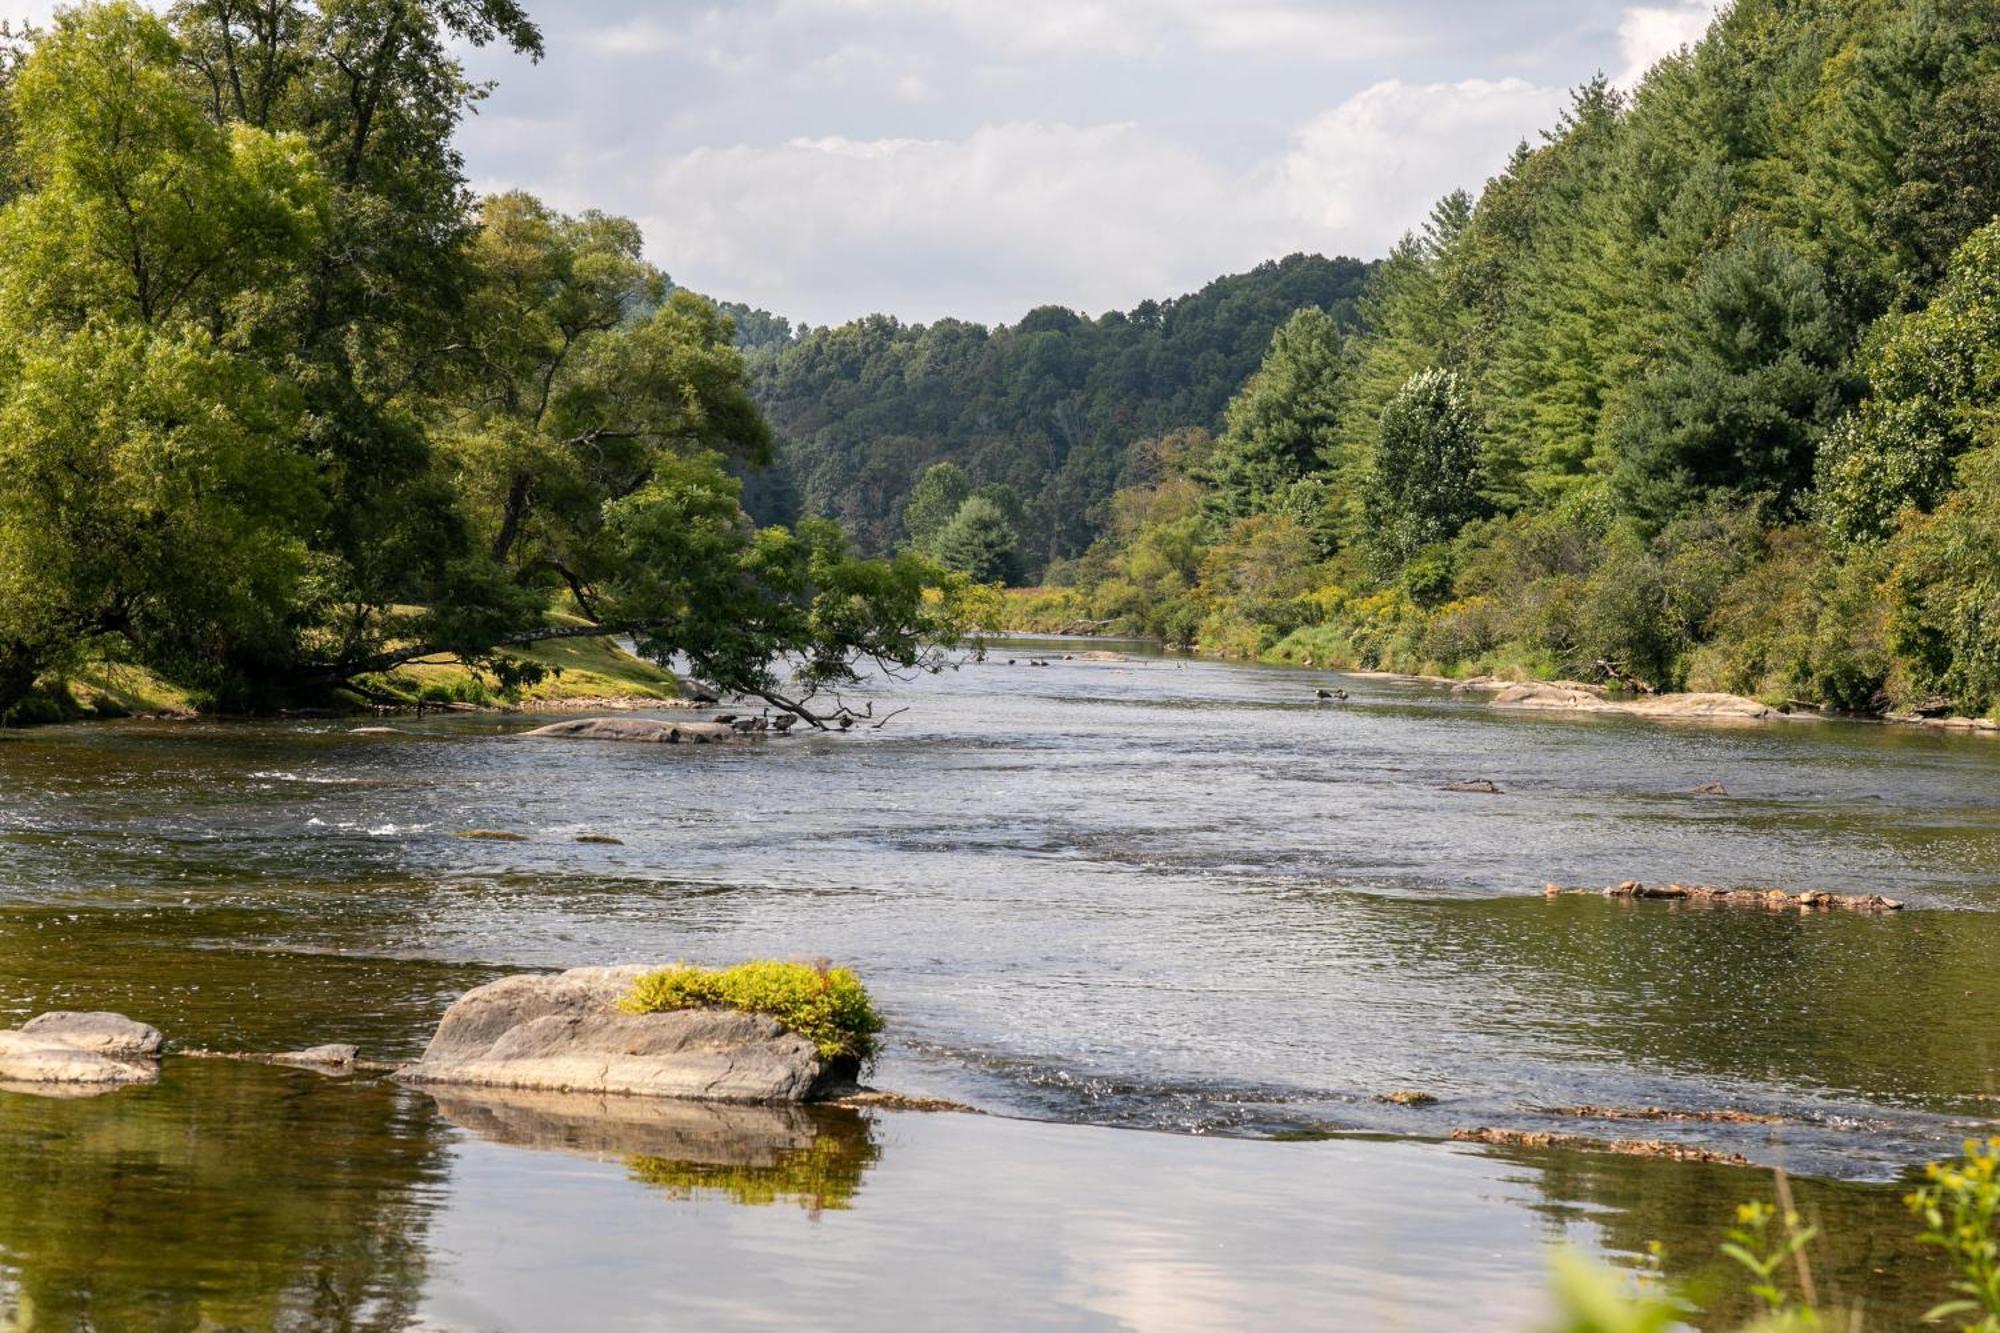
[743,255,1374,566]
[1021,0,2000,719]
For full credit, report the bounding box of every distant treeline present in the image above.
[734,255,1375,566]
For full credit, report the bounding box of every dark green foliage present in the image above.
[1612,228,1853,520]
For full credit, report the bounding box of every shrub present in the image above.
[620,961,884,1063]
[1907,1137,2000,1329]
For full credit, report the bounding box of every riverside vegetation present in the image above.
[1549,1138,2000,1332]
[0,3,981,730]
[872,0,2000,723]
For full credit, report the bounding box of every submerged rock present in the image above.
[271,1044,359,1071]
[1442,779,1503,795]
[523,718,744,745]
[0,1012,163,1088]
[397,966,850,1103]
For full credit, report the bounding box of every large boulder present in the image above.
[523,718,742,745]
[0,1012,163,1088]
[397,967,846,1103]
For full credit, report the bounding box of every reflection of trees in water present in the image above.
[0,1061,446,1331]
[627,1114,881,1214]
[429,1087,883,1217]
[0,904,502,1064]
[1482,1142,1948,1327]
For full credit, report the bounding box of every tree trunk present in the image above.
[0,642,45,723]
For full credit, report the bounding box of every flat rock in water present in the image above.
[20,1011,162,1057]
[523,718,741,745]
[397,966,843,1103]
[0,1012,164,1088]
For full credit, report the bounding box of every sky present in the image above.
[8,1,1723,328]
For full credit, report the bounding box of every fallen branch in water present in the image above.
[1451,1127,1751,1166]
[1544,881,1904,913]
[1540,1105,1787,1125]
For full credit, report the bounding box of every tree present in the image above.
[1816,219,2000,544]
[1366,369,1487,567]
[0,4,327,715]
[1611,228,1853,521]
[1203,306,1348,523]
[901,462,971,553]
[931,496,1021,585]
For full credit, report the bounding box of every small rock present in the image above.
[348,726,402,735]
[1443,780,1504,795]
[576,834,625,846]
[458,830,531,842]
[1691,782,1730,797]
[272,1044,359,1071]
[1379,1090,1438,1107]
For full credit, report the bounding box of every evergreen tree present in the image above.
[931,496,1021,585]
[1203,307,1348,524]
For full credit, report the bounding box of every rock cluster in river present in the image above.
[524,717,754,744]
[1546,881,1904,913]
[0,1011,163,1088]
[396,966,852,1103]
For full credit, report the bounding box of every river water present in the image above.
[2,642,1996,1328]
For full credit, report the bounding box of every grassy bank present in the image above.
[5,627,679,727]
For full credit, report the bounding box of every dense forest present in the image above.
[739,255,1374,567]
[0,2,971,726]
[1001,0,2000,719]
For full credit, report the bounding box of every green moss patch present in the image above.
[619,961,884,1062]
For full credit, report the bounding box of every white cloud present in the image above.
[638,76,1565,325]
[1615,1,1723,88]
[1278,78,1567,242]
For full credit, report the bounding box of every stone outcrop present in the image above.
[0,1012,163,1088]
[1546,881,1904,913]
[397,966,848,1103]
[523,717,745,745]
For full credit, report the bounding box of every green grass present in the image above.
[361,619,680,707]
[619,961,884,1063]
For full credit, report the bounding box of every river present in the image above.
[2,642,1996,1328]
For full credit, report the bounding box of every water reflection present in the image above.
[0,1062,443,1331]
[1481,1141,1950,1329]
[428,1087,881,1213]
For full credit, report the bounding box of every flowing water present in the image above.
[2,642,1997,1328]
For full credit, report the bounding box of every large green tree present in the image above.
[1202,306,1348,525]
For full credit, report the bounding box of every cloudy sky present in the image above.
[10,1,1722,327]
